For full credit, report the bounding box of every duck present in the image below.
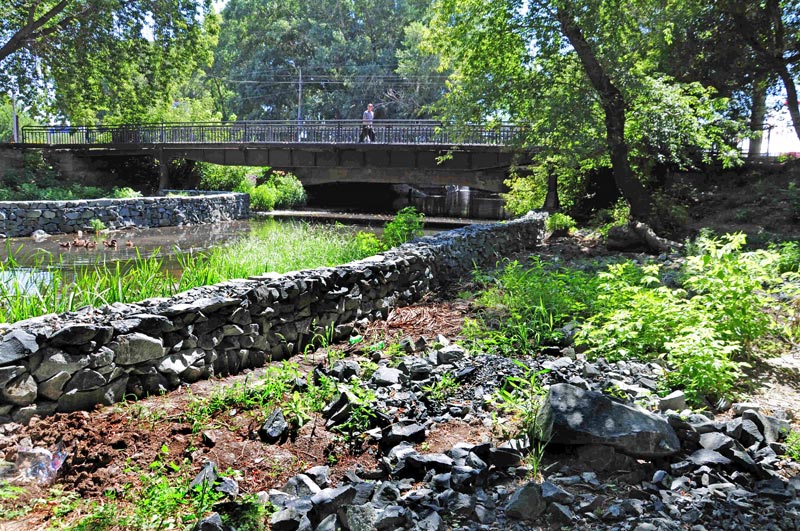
[125,240,134,247]
[72,238,87,248]
[103,239,118,248]
[59,241,71,248]
[85,241,97,249]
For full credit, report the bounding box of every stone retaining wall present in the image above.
[0,213,546,423]
[0,192,250,238]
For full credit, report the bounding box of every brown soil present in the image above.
[0,163,799,530]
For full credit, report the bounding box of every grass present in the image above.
[0,219,375,324]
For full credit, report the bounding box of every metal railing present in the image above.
[21,120,525,147]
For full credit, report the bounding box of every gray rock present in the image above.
[111,333,165,365]
[0,366,24,388]
[541,480,575,504]
[372,482,402,508]
[309,485,357,525]
[216,477,239,497]
[56,375,128,412]
[341,503,377,531]
[699,432,737,452]
[548,502,575,525]
[404,453,454,479]
[687,449,732,466]
[48,324,113,347]
[37,371,71,401]
[192,512,231,531]
[659,390,687,412]
[259,408,288,444]
[371,366,403,386]
[505,481,546,520]
[305,465,330,488]
[437,344,466,364]
[415,511,445,531]
[190,461,218,489]
[0,330,39,364]
[283,474,321,497]
[330,360,360,381]
[375,505,410,530]
[63,369,106,393]
[534,383,680,458]
[381,422,426,449]
[33,348,90,380]
[2,374,37,405]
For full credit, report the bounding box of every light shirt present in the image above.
[362,110,374,125]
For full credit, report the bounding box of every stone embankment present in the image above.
[0,191,250,238]
[0,213,546,423]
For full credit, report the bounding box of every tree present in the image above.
[211,0,444,121]
[430,0,739,223]
[0,1,217,123]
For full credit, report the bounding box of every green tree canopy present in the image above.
[0,0,218,123]
[211,0,445,120]
[429,0,742,221]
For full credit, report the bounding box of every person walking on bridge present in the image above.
[359,103,375,142]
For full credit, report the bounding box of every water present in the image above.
[1,221,256,271]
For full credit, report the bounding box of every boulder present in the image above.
[534,383,680,458]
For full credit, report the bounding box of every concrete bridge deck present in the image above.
[16,120,534,192]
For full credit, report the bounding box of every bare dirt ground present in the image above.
[0,163,798,530]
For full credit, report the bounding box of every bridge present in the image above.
[19,120,533,192]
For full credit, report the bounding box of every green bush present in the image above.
[545,212,576,233]
[110,187,142,199]
[382,206,424,248]
[248,184,278,211]
[355,231,386,255]
[268,171,307,209]
[198,163,259,191]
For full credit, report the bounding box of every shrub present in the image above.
[545,212,576,233]
[198,163,259,191]
[110,187,142,199]
[355,231,386,255]
[382,206,424,248]
[268,171,307,208]
[249,184,278,211]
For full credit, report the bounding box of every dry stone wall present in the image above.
[0,212,546,423]
[0,192,250,238]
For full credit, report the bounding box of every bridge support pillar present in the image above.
[158,151,170,193]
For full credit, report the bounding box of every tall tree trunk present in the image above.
[555,7,653,221]
[778,66,800,144]
[542,171,560,212]
[748,77,768,158]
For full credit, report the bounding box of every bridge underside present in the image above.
[45,143,528,193]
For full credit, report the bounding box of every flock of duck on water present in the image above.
[58,230,134,250]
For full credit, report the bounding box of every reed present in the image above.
[0,220,373,324]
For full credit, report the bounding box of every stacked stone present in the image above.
[0,192,250,237]
[0,212,547,422]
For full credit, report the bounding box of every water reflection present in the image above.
[1,220,255,271]
[405,186,511,220]
[0,269,51,296]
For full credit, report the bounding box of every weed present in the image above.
[493,361,548,437]
[545,212,576,233]
[423,372,460,401]
[382,206,424,249]
[785,430,800,461]
[89,218,107,233]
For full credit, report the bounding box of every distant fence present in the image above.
[21,120,526,147]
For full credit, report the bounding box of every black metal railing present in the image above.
[21,120,525,147]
